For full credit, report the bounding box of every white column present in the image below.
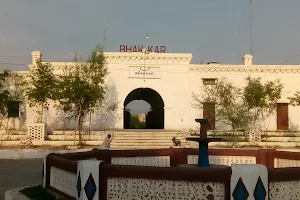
[231,164,268,200]
[164,107,174,129]
[76,160,104,200]
[114,106,123,129]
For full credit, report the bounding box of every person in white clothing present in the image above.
[103,134,111,149]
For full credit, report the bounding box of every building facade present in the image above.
[6,51,300,132]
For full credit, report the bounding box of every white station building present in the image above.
[6,49,300,133]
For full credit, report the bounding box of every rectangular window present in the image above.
[7,101,20,118]
[203,102,215,129]
[277,103,289,130]
[202,78,216,85]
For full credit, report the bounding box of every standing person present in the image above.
[103,134,111,149]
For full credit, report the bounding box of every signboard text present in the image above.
[128,66,161,79]
[120,45,166,53]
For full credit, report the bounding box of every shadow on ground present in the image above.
[0,159,43,200]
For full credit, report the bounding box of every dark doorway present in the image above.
[123,88,164,129]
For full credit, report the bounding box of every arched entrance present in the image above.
[123,88,164,129]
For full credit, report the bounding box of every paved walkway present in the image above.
[0,159,43,200]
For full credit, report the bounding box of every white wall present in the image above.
[7,51,300,132]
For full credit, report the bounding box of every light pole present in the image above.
[142,34,150,82]
[250,0,253,55]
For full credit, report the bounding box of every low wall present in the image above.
[44,148,300,200]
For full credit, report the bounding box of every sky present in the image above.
[1,0,300,72]
[1,0,300,113]
[126,100,151,114]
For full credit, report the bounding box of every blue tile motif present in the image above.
[233,177,249,200]
[77,171,82,198]
[254,176,266,200]
[84,173,97,200]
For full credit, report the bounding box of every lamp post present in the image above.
[142,34,150,82]
[250,0,253,55]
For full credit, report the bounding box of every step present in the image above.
[113,131,181,134]
[114,129,181,132]
[112,133,182,136]
[110,146,190,150]
[110,144,189,148]
[207,133,246,136]
[51,130,108,135]
[0,134,28,140]
[111,139,187,143]
[110,147,174,150]
[262,137,300,142]
[207,134,246,137]
[48,135,105,141]
[112,136,186,139]
[217,136,247,141]
[112,136,184,139]
[110,143,180,147]
[262,132,300,137]
[110,145,184,149]
[0,130,27,135]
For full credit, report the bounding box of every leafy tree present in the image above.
[243,76,283,127]
[0,70,25,134]
[5,72,26,133]
[289,91,300,106]
[0,70,15,133]
[25,59,56,123]
[55,45,108,145]
[192,78,251,132]
[0,70,12,118]
[129,114,146,129]
[192,77,284,133]
[8,73,26,102]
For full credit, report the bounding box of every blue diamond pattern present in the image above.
[84,173,97,200]
[254,176,266,200]
[77,171,82,198]
[233,178,249,200]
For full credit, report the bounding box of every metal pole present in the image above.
[103,30,106,51]
[144,35,150,83]
[103,17,107,51]
[250,0,253,55]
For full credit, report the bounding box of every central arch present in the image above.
[123,88,164,129]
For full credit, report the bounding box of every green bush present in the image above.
[130,114,146,129]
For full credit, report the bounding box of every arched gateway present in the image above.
[123,88,164,129]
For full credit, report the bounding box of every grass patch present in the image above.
[20,185,64,200]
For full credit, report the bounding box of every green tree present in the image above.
[0,70,15,134]
[192,78,251,132]
[25,59,56,123]
[289,91,300,106]
[0,70,25,137]
[0,70,12,118]
[192,77,283,133]
[8,73,26,102]
[243,76,283,127]
[5,72,26,134]
[130,114,146,129]
[55,45,108,145]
